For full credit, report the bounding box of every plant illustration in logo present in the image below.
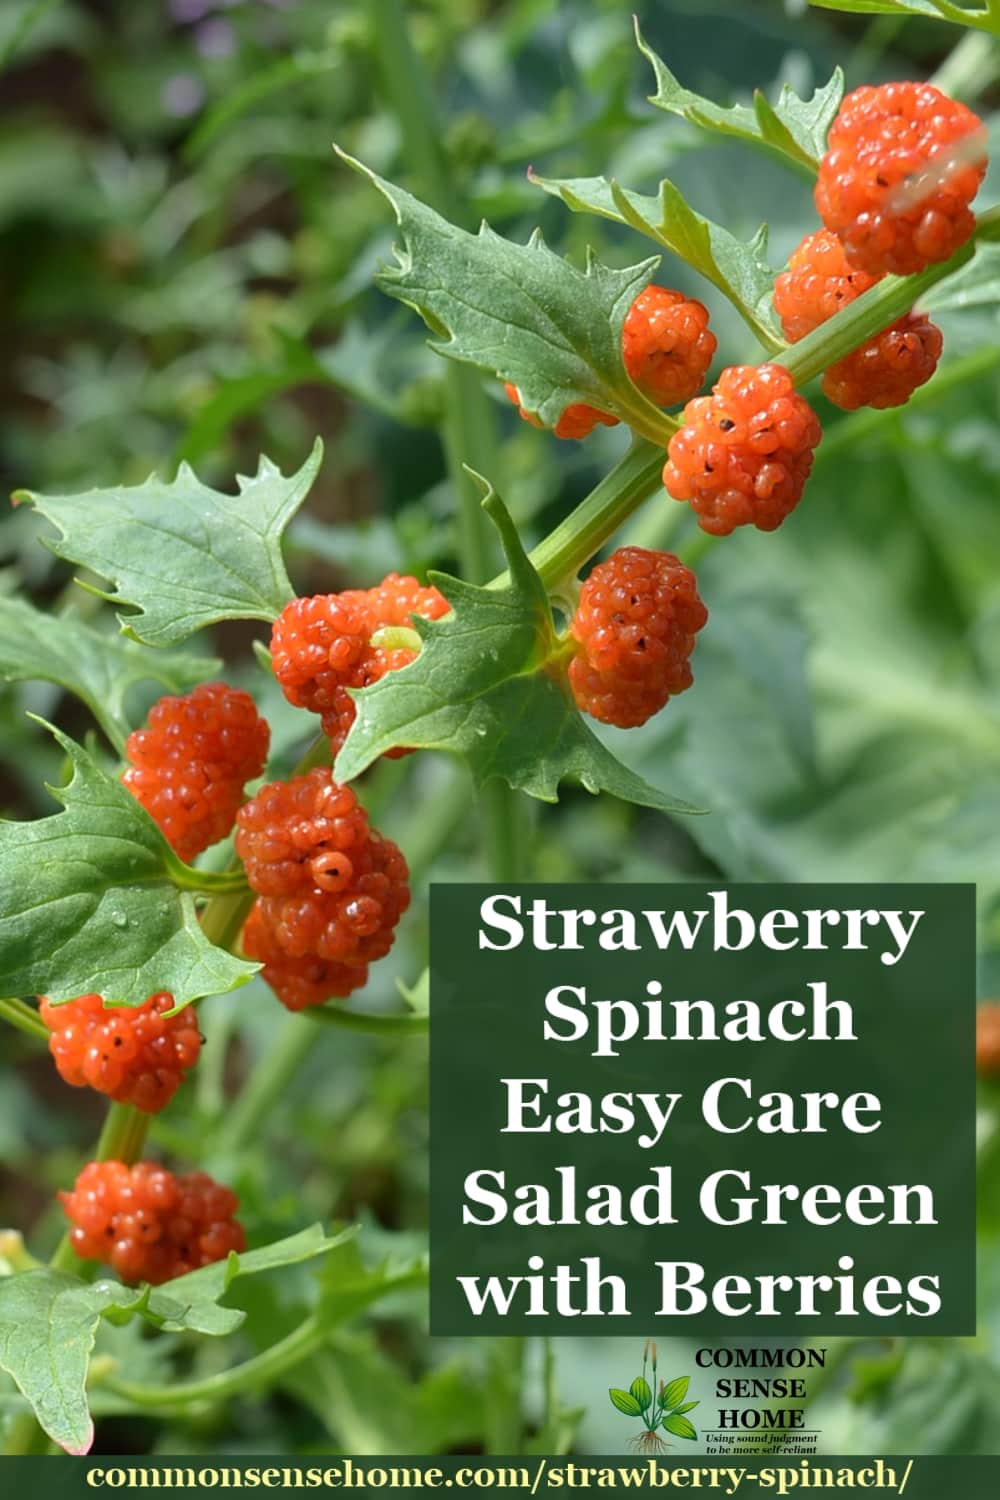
[609,1341,700,1453]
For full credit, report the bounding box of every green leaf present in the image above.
[636,22,844,175]
[14,440,323,648]
[0,723,255,1007]
[333,480,700,818]
[0,1269,143,1454]
[0,596,220,753]
[144,1225,355,1337]
[315,1234,429,1331]
[922,243,1000,315]
[663,1412,698,1440]
[529,171,783,352]
[336,150,676,445]
[609,1387,644,1416]
[661,1374,691,1411]
[631,1375,653,1411]
[806,0,998,37]
[674,1400,700,1414]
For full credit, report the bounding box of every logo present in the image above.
[608,1340,699,1453]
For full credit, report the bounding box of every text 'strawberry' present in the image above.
[568,547,707,729]
[622,286,716,407]
[504,383,619,440]
[59,1160,245,1284]
[270,576,449,757]
[815,81,986,277]
[124,682,269,862]
[773,229,942,411]
[242,901,368,1010]
[39,992,201,1114]
[977,1003,1000,1079]
[236,768,410,995]
[663,364,822,535]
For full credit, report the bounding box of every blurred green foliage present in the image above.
[1,0,999,1459]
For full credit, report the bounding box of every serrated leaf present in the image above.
[661,1374,691,1411]
[0,723,255,1007]
[922,243,1000,315]
[143,1225,355,1336]
[807,0,997,35]
[14,440,323,647]
[337,150,675,444]
[663,1412,698,1440]
[0,1269,143,1454]
[334,479,700,818]
[609,1387,644,1416]
[631,1375,653,1411]
[316,1234,429,1330]
[529,171,783,352]
[636,23,844,175]
[0,595,220,752]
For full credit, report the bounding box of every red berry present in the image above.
[39,992,201,1114]
[569,548,707,728]
[977,1003,1000,1079]
[622,286,716,407]
[773,229,942,411]
[504,383,619,440]
[663,364,822,535]
[123,682,269,862]
[242,901,369,1010]
[815,81,986,277]
[270,576,449,757]
[59,1160,245,1284]
[236,768,410,984]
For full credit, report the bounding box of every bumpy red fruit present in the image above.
[622,286,716,407]
[242,901,368,1010]
[59,1160,245,1284]
[236,768,410,981]
[124,682,269,861]
[270,576,449,756]
[815,81,986,277]
[977,1003,1000,1079]
[39,992,201,1114]
[663,364,822,535]
[773,228,942,411]
[504,382,619,440]
[569,548,707,728]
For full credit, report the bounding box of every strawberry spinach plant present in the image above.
[1,0,999,1460]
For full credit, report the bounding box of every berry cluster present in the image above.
[815,81,986,277]
[663,364,822,535]
[271,576,449,756]
[124,682,269,861]
[236,768,410,1010]
[40,992,201,1114]
[60,1161,245,1284]
[505,283,716,438]
[773,228,942,411]
[569,547,707,728]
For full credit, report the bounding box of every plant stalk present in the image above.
[0,996,48,1043]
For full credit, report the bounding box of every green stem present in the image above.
[931,27,1000,100]
[0,996,48,1043]
[214,1014,318,1156]
[303,1006,429,1036]
[371,0,528,882]
[494,438,666,593]
[107,1312,325,1410]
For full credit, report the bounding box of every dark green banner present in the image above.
[429,883,975,1335]
[1,1454,997,1496]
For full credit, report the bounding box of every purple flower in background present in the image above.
[169,0,214,22]
[196,19,236,57]
[162,73,205,118]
